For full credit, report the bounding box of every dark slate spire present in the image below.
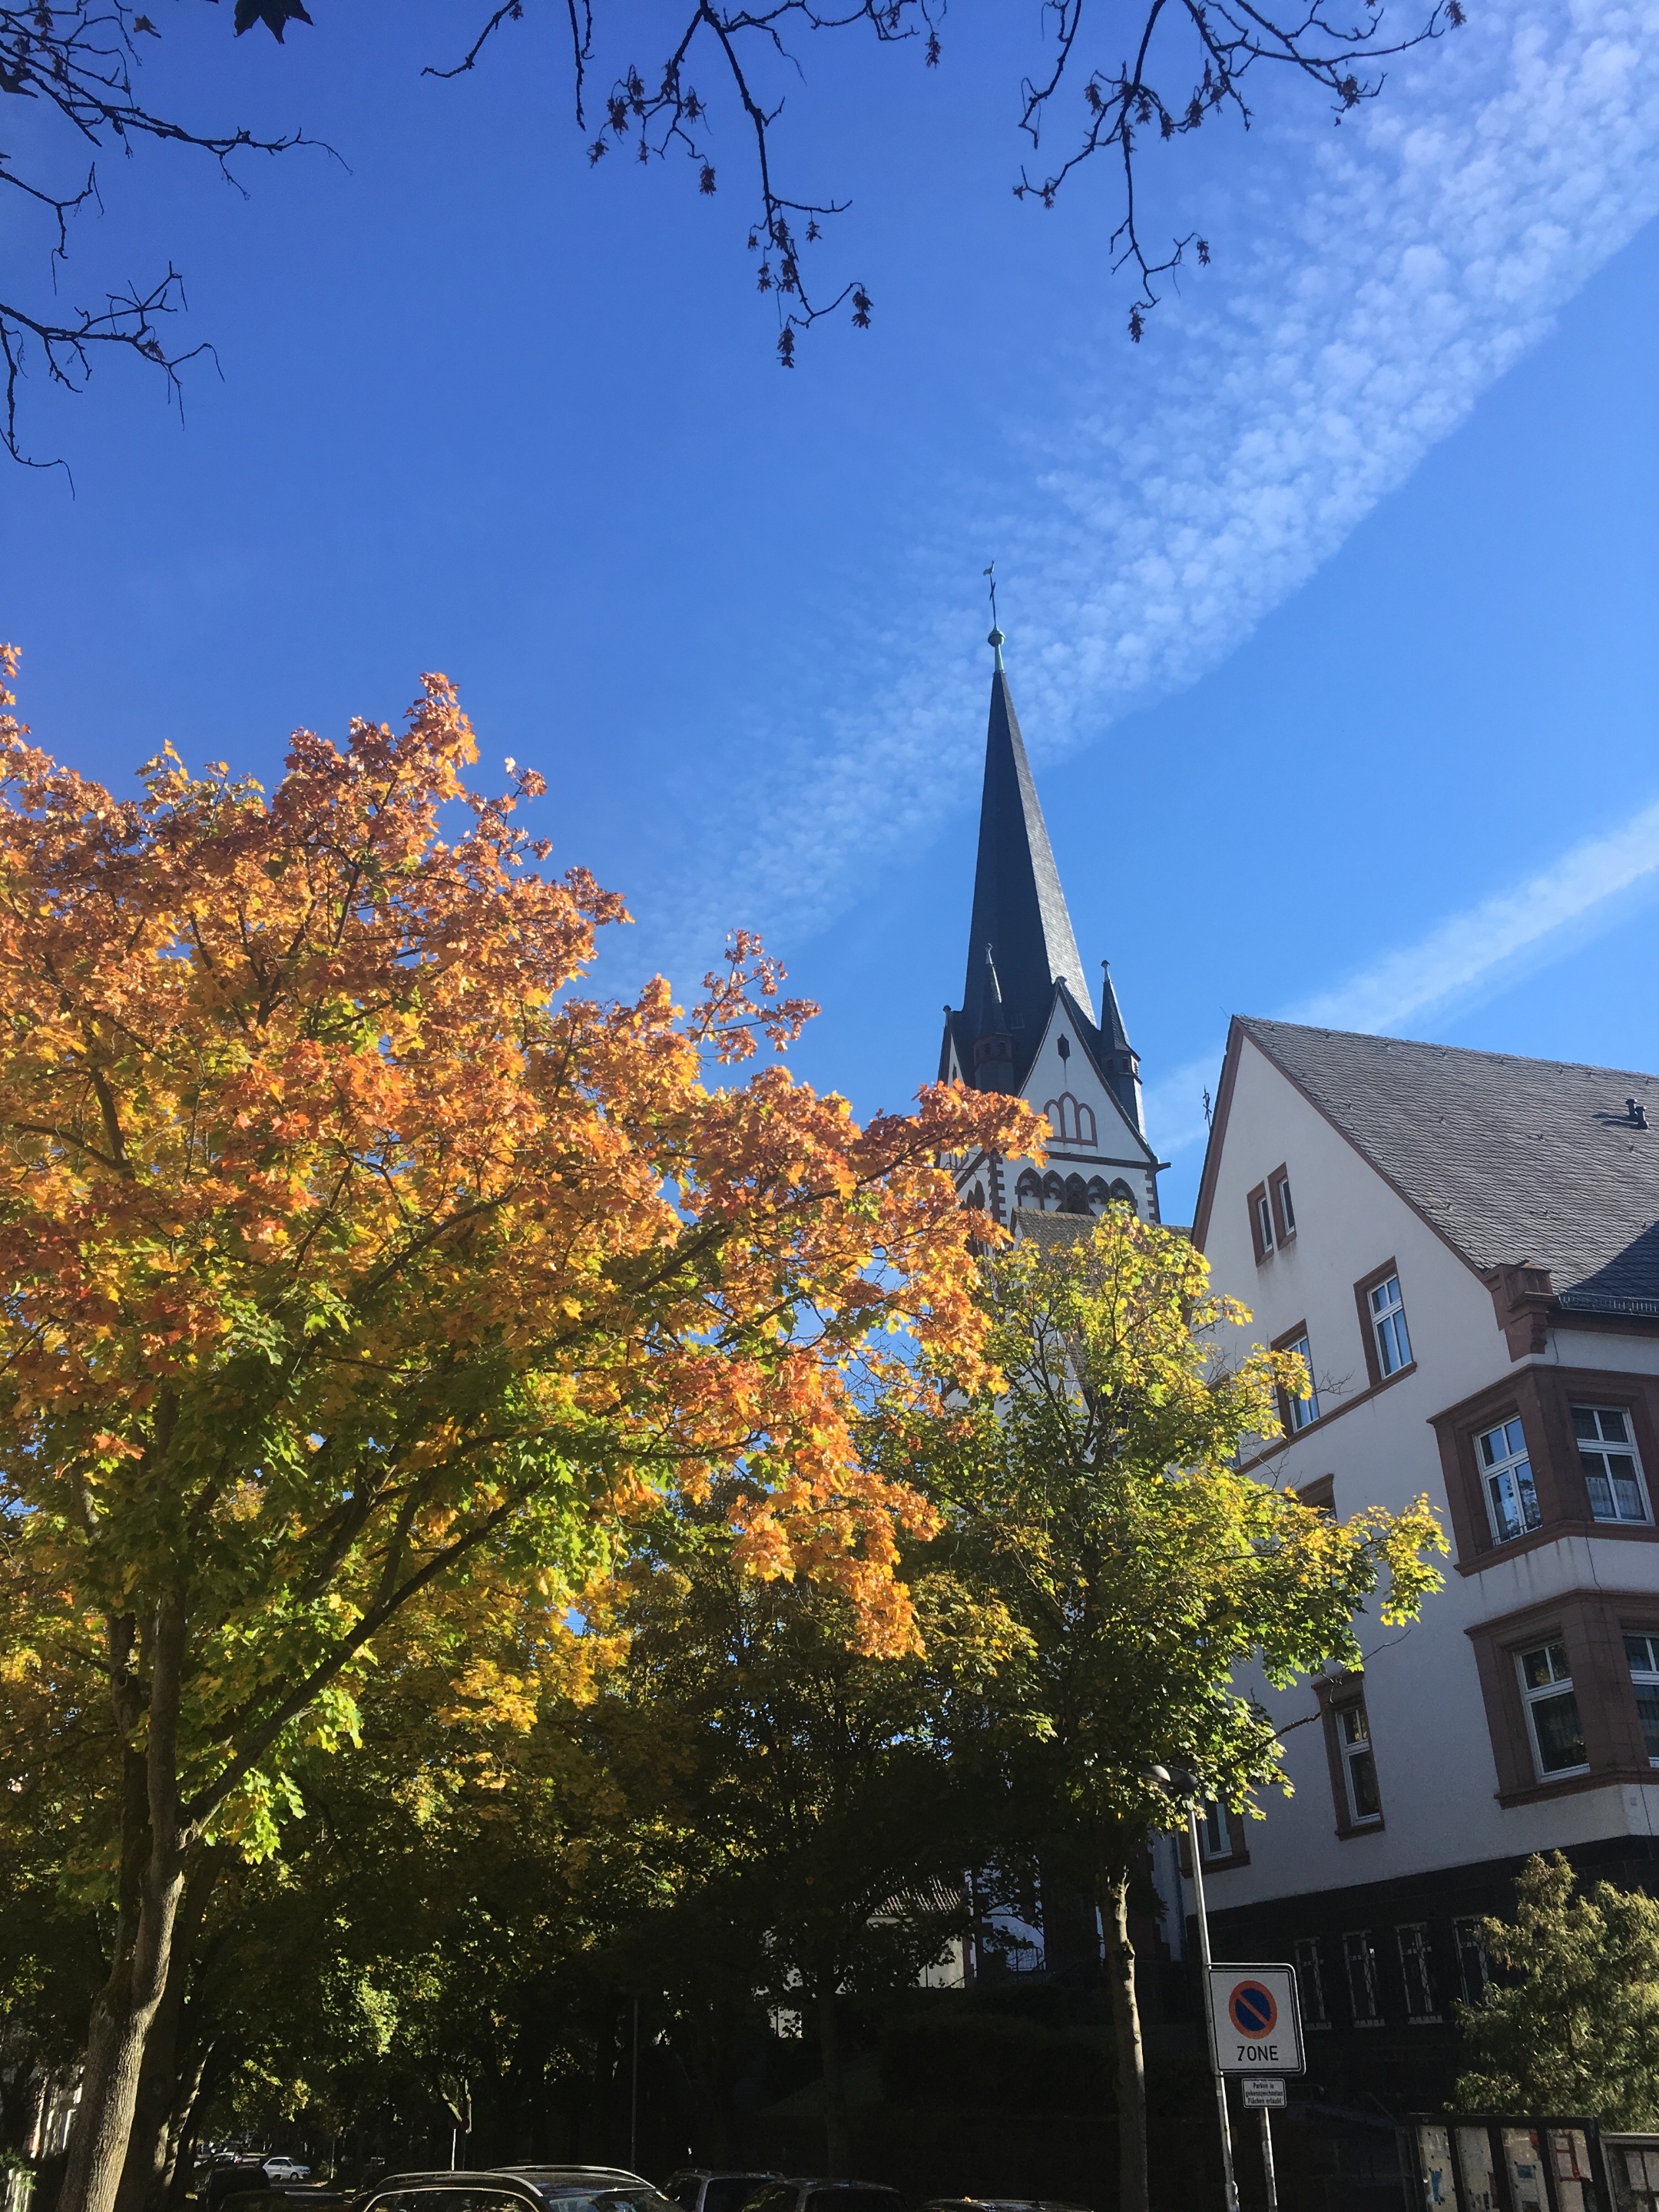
[959,658,1091,1088]
[1098,959,1145,1136]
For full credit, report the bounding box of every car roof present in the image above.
[498,2176,648,2187]
[781,2185,900,2195]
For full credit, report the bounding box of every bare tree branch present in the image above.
[0,0,316,465]
[1012,0,1468,339]
[2,0,1466,467]
[433,0,1462,356]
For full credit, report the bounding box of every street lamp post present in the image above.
[1147,1768,1240,2212]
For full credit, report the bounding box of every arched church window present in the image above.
[1042,1091,1098,1147]
[1015,1170,1045,1210]
[1109,1177,1136,1211]
[1041,1171,1066,1212]
[1063,1174,1090,1215]
[966,1183,986,1212]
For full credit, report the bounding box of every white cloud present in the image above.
[684,0,1659,949]
[1143,792,1659,1164]
[1290,796,1659,1035]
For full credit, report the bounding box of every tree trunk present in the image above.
[1101,1865,1148,2212]
[816,1981,851,2180]
[114,1852,223,2212]
[59,1598,190,2212]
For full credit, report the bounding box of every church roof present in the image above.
[946,666,1098,1094]
[1199,1017,1659,1311]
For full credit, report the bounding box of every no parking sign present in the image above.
[1206,1964,1305,2075]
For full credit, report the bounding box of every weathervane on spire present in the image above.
[983,562,1005,671]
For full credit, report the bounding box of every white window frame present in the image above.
[1478,1418,1541,1544]
[1286,1333,1320,1430]
[1274,1173,1296,1240]
[1396,1923,1440,2023]
[1255,1190,1275,1257]
[1336,1692,1382,1826]
[1368,1273,1412,1377]
[1453,1916,1491,2005]
[1343,1929,1382,2026]
[1626,1632,1659,1766]
[1573,1405,1651,1525]
[1197,1801,1232,1860]
[1517,1641,1588,1780]
[1293,1936,1329,2028]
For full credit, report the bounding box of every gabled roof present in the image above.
[1195,1017,1659,1312]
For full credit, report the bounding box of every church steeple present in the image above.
[1098,958,1145,1137]
[955,654,1092,1092]
[936,624,1160,1224]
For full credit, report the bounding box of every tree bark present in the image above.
[59,1597,190,2212]
[114,1851,223,2212]
[1101,1864,1148,2212]
[816,1980,851,2180]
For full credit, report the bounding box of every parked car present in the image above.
[352,2168,677,2212]
[205,2163,273,2210]
[663,2171,783,2212]
[263,2163,312,2184]
[919,2200,1092,2212]
[743,2181,902,2212]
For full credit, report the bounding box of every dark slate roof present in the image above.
[942,668,1110,1095]
[960,671,1091,1066]
[1240,1018,1659,1312]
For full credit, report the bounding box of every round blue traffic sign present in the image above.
[1228,1982,1279,2039]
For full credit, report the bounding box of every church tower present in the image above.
[938,624,1162,1227]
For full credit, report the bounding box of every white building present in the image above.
[1185,1014,1659,2107]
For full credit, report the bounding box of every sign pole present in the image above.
[1260,2108,1279,2212]
[1186,1805,1240,2212]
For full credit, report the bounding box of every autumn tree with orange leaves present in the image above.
[0,647,1036,2212]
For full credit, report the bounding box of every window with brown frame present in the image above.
[1316,1672,1385,1836]
[1272,1321,1320,1433]
[1353,1258,1416,1390]
[1466,1588,1659,1805]
[1247,1181,1274,1264]
[1197,1800,1250,1869]
[1269,1164,1296,1246]
[1177,1802,1250,1874]
[1294,1473,1336,1518]
[1431,1368,1659,1571]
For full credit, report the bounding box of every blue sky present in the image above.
[3,0,1657,1223]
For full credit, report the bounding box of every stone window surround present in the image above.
[1429,1365,1659,1574]
[1465,1586,1659,1808]
[1247,1177,1276,1265]
[1272,1316,1318,1437]
[1269,1164,1296,1247]
[1177,1800,1250,1874]
[1353,1256,1418,1391]
[1315,1670,1387,1839]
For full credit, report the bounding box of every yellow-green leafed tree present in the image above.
[899,1209,1447,2212]
[0,652,1037,2212]
[1457,1853,1659,2126]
